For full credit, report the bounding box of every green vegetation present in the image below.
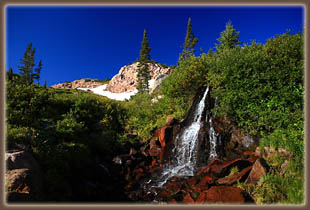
[6,20,304,204]
[6,46,128,200]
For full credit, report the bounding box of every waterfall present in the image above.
[154,87,213,187]
[208,117,220,160]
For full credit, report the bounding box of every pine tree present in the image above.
[216,20,241,51]
[18,43,36,84]
[17,43,42,85]
[33,60,42,84]
[44,80,47,88]
[139,29,151,62]
[137,29,151,93]
[178,18,198,64]
[7,68,13,81]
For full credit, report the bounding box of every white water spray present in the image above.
[155,87,212,186]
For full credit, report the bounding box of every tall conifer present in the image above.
[137,29,151,93]
[17,43,43,85]
[178,18,198,64]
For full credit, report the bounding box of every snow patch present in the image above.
[77,84,138,101]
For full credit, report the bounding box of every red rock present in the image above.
[155,190,170,201]
[205,186,245,203]
[151,159,157,167]
[210,158,251,177]
[183,193,195,204]
[150,138,158,147]
[245,158,267,185]
[216,166,252,185]
[166,182,183,195]
[193,184,209,193]
[148,146,161,157]
[135,173,145,180]
[169,199,178,204]
[196,191,207,204]
[247,156,259,163]
[154,126,173,162]
[197,159,222,176]
[187,177,197,187]
[133,168,143,174]
[199,175,215,185]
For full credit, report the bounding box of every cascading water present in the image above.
[208,117,220,160]
[153,87,213,187]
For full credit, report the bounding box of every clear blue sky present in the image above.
[6,5,304,86]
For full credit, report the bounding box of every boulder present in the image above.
[205,186,245,203]
[166,182,183,195]
[196,191,207,204]
[216,166,252,185]
[197,159,222,176]
[245,158,268,185]
[183,193,195,204]
[5,150,43,201]
[6,150,40,172]
[198,175,215,185]
[198,158,251,178]
[153,125,173,162]
[187,177,197,187]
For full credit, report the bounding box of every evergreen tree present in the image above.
[178,18,198,64]
[7,68,13,81]
[216,20,241,51]
[18,43,36,84]
[44,80,47,88]
[33,60,43,84]
[137,29,151,93]
[139,29,151,62]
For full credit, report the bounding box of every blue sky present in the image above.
[6,5,304,86]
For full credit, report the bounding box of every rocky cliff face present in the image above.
[106,62,170,93]
[51,78,105,89]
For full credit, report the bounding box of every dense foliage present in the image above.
[160,25,304,204]
[6,77,128,201]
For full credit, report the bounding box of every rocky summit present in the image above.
[51,78,104,89]
[106,62,170,93]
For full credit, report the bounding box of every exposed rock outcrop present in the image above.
[5,150,43,202]
[51,78,105,89]
[106,62,170,93]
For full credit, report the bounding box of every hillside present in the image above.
[5,25,304,204]
[51,62,171,101]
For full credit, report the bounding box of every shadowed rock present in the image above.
[245,158,268,185]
